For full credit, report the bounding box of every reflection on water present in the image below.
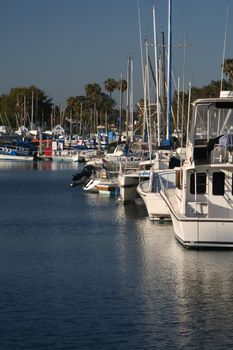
[0,159,80,171]
[0,163,233,349]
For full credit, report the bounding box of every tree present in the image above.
[117,79,127,134]
[0,86,53,129]
[65,95,92,134]
[85,83,101,101]
[104,78,117,98]
[85,83,102,133]
[223,58,233,88]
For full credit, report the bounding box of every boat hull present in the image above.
[118,173,139,187]
[0,154,34,161]
[163,191,233,248]
[137,181,171,220]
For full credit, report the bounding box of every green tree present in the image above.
[85,83,101,101]
[85,83,102,133]
[104,78,117,98]
[223,58,233,88]
[65,95,92,134]
[117,79,127,134]
[0,86,53,129]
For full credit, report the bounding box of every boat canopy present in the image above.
[189,99,233,145]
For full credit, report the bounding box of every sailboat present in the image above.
[161,91,233,248]
[137,0,180,218]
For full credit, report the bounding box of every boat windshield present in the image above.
[190,102,233,144]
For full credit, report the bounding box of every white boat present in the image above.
[0,153,34,161]
[136,148,181,219]
[160,92,233,248]
[51,149,75,162]
[83,178,101,193]
[118,159,151,203]
[82,164,119,195]
[137,168,176,220]
[72,149,98,163]
[0,145,34,161]
[83,176,119,195]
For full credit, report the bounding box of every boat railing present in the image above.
[212,144,233,163]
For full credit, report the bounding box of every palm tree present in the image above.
[104,78,117,98]
[85,83,101,133]
[117,79,127,136]
[223,58,233,88]
[85,83,101,100]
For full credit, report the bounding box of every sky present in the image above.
[0,0,233,108]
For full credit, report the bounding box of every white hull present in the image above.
[118,166,150,203]
[118,173,139,187]
[0,154,34,161]
[161,182,233,247]
[137,169,176,221]
[52,155,73,162]
[83,178,119,195]
[72,150,97,163]
[118,185,139,203]
[170,211,233,248]
[137,181,170,220]
[83,179,101,193]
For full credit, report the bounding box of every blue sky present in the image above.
[0,0,232,108]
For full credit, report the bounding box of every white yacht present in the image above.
[136,148,179,219]
[137,168,176,221]
[118,159,151,203]
[160,92,233,248]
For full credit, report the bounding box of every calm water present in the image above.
[0,161,233,349]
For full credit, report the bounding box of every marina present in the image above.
[1,0,233,348]
[1,161,233,349]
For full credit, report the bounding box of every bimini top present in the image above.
[189,94,233,144]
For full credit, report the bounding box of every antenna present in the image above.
[220,6,229,93]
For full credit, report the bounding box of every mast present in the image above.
[161,31,166,139]
[177,76,180,132]
[153,5,160,146]
[130,58,134,142]
[166,0,172,145]
[23,95,26,126]
[220,6,229,93]
[119,73,123,139]
[138,0,145,93]
[126,57,130,141]
[31,90,34,130]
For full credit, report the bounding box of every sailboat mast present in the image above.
[153,5,160,146]
[126,57,130,141]
[31,90,34,130]
[130,58,134,142]
[166,0,172,145]
[220,6,229,93]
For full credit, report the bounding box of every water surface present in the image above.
[0,161,233,349]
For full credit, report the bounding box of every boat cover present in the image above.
[219,133,233,150]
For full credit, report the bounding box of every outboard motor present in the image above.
[71,165,96,187]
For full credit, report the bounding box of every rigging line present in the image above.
[220,5,229,93]
[147,52,166,126]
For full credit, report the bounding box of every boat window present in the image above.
[190,173,206,194]
[212,172,225,195]
[190,103,233,145]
